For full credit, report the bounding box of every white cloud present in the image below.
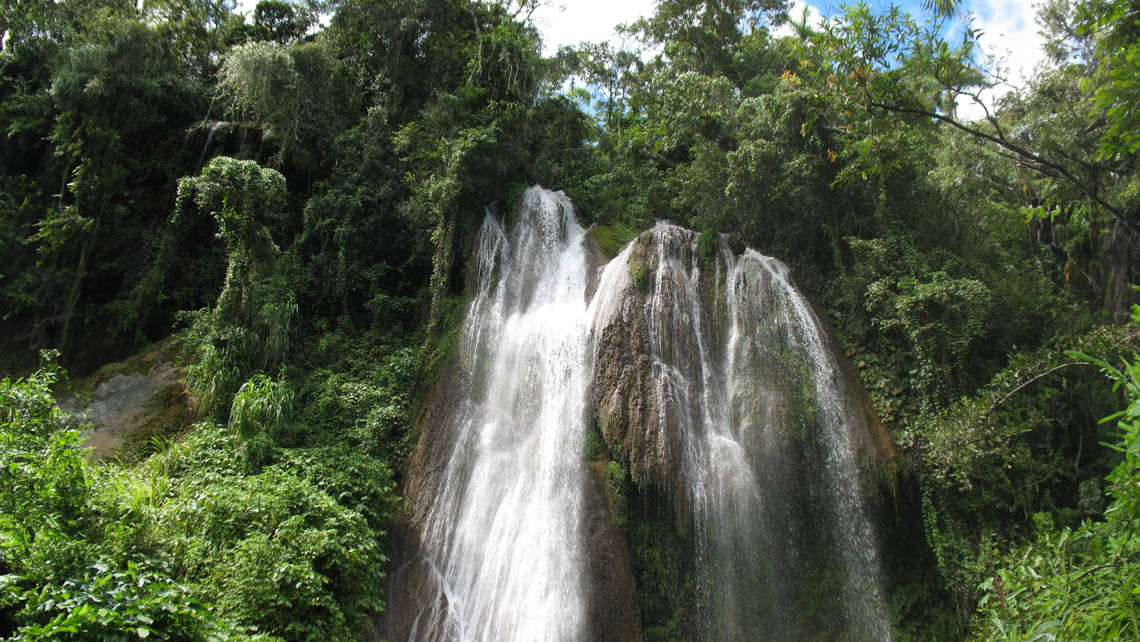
[970,0,1047,85]
[956,0,1047,119]
[235,0,258,19]
[529,0,657,55]
[773,0,825,39]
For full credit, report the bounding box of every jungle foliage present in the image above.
[2,0,1140,639]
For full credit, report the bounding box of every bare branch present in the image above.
[982,362,1096,424]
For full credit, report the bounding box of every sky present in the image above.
[529,0,657,54]
[952,0,1048,116]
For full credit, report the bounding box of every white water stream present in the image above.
[409,189,592,641]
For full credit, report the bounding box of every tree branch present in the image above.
[983,361,1096,424]
[867,101,1139,237]
[1074,562,1119,580]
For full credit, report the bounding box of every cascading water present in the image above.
[398,188,892,642]
[405,188,592,641]
[720,248,891,641]
[590,223,892,641]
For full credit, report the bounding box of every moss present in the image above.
[629,259,648,291]
[117,383,196,461]
[767,341,819,441]
[698,228,718,264]
[584,419,608,461]
[628,238,651,292]
[609,475,700,641]
[593,223,637,258]
[66,338,183,408]
[422,295,466,381]
[605,460,629,529]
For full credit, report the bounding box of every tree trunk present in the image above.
[59,238,89,355]
[1102,218,1136,321]
[424,218,455,342]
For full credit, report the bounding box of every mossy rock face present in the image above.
[624,487,697,642]
[582,460,644,642]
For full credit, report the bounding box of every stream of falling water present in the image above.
[724,249,891,640]
[409,188,591,641]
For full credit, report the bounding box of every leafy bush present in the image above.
[150,457,388,640]
[0,356,266,640]
[0,352,93,584]
[973,519,1139,641]
[229,374,293,471]
[275,446,398,533]
[292,337,418,463]
[3,562,269,642]
[1,351,398,641]
[913,328,1126,620]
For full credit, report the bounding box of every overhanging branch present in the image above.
[867,101,1139,237]
[982,361,1096,424]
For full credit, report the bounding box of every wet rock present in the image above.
[590,225,894,510]
[583,461,642,642]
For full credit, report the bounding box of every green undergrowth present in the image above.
[906,322,1138,624]
[968,308,1140,640]
[1,345,404,641]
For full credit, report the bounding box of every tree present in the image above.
[140,0,244,76]
[176,156,297,418]
[1075,0,1140,160]
[251,0,315,44]
[1,0,136,50]
[4,16,204,351]
[633,0,788,79]
[215,39,354,169]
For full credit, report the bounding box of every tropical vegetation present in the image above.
[1,0,1139,639]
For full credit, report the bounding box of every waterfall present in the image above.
[721,249,891,640]
[406,188,592,641]
[400,189,892,641]
[591,224,890,640]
